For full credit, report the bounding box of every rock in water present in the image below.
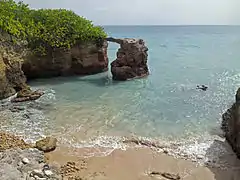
[107,37,149,81]
[35,137,57,153]
[222,87,240,158]
[11,87,44,103]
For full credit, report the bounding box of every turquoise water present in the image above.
[1,26,240,155]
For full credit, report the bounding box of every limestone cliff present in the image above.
[107,37,149,81]
[0,30,108,100]
[22,41,108,79]
[0,31,28,100]
[222,88,240,158]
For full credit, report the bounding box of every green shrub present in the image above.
[0,0,107,54]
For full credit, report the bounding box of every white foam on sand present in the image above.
[0,87,234,168]
[0,88,56,142]
[56,131,232,169]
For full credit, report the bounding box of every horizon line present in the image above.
[100,24,240,26]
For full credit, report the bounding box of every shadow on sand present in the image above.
[205,139,240,180]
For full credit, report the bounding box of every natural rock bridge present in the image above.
[0,35,149,102]
[106,37,149,81]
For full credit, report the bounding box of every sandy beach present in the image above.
[46,145,240,180]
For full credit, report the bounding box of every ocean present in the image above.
[1,25,240,162]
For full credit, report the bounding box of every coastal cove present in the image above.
[1,1,240,179]
[1,25,240,157]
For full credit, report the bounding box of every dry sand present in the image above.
[46,146,240,180]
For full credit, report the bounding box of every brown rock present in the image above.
[11,87,44,103]
[22,41,108,79]
[222,87,240,158]
[35,137,57,152]
[0,132,32,151]
[107,37,149,81]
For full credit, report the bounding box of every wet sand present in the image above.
[46,146,240,180]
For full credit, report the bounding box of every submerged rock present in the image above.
[35,137,57,153]
[107,37,149,81]
[222,87,240,158]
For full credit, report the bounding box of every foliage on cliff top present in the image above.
[0,0,107,53]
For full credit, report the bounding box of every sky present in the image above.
[17,0,240,25]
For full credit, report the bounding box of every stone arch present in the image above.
[106,37,149,81]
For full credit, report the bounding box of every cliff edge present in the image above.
[222,88,240,158]
[0,0,108,99]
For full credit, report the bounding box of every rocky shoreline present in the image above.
[1,131,239,180]
[0,132,61,180]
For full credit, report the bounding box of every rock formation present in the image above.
[0,30,44,101]
[0,148,62,180]
[22,41,108,79]
[0,29,108,100]
[222,88,240,158]
[0,132,61,179]
[107,37,149,81]
[0,31,30,100]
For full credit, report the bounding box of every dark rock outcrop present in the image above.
[107,37,149,81]
[22,41,108,79]
[222,88,240,158]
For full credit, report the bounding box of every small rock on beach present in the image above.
[35,137,57,153]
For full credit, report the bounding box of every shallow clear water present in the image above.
[1,26,240,158]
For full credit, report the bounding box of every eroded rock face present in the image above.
[22,41,109,79]
[0,29,108,100]
[222,88,240,158]
[107,37,149,81]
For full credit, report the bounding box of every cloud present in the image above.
[16,0,240,25]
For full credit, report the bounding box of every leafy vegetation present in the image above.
[0,0,107,54]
